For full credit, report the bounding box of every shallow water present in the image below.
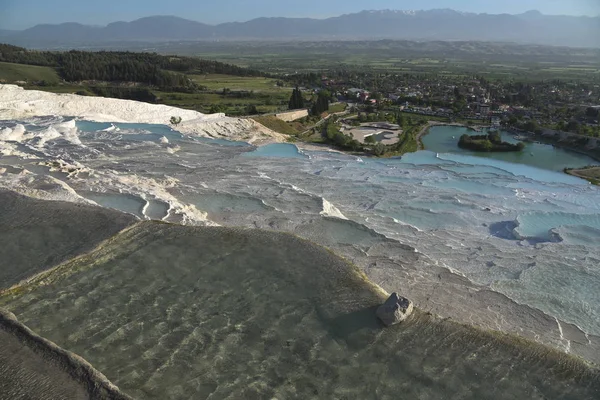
[79,191,147,219]
[422,126,599,171]
[2,223,598,400]
[244,142,308,158]
[2,117,600,365]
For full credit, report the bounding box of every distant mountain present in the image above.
[0,29,18,38]
[11,23,101,43]
[105,16,213,40]
[2,10,599,48]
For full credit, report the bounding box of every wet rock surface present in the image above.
[376,292,414,326]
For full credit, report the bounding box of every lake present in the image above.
[422,125,598,172]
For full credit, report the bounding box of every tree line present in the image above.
[0,44,266,92]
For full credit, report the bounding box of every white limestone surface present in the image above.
[0,84,284,144]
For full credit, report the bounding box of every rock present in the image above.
[376,292,413,326]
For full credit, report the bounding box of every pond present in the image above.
[422,126,598,172]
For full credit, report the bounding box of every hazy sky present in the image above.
[1,0,599,30]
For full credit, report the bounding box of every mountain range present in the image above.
[2,9,599,48]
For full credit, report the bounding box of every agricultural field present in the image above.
[0,61,59,84]
[181,74,294,115]
[188,74,288,91]
[156,83,292,115]
[166,41,600,82]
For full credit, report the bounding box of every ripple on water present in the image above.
[515,211,600,242]
[1,224,599,400]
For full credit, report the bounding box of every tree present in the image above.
[170,116,182,126]
[311,91,330,116]
[567,120,580,133]
[288,87,305,110]
[481,140,493,152]
[396,112,405,126]
[522,120,539,133]
[586,107,599,119]
[372,143,386,156]
[364,135,376,144]
[209,105,227,114]
[489,132,502,144]
[245,105,259,115]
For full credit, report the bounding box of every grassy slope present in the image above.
[565,166,600,185]
[0,62,60,84]
[188,74,289,91]
[328,103,347,113]
[156,74,293,115]
[251,116,301,135]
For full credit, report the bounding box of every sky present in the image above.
[1,0,599,30]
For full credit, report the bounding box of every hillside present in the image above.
[2,10,599,48]
[0,45,292,115]
[0,61,59,84]
[0,44,267,93]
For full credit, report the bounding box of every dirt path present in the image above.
[565,166,600,184]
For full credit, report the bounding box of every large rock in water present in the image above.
[376,293,414,326]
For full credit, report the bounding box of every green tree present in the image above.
[373,143,386,156]
[209,105,227,114]
[170,116,182,126]
[396,112,405,127]
[522,120,539,133]
[245,105,259,115]
[288,87,305,110]
[311,91,330,116]
[481,140,493,152]
[567,120,580,133]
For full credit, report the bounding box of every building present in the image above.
[478,103,491,115]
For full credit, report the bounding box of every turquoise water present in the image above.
[515,211,600,241]
[180,191,273,221]
[5,116,600,369]
[77,191,146,219]
[244,143,308,159]
[76,120,183,143]
[76,121,177,136]
[435,153,584,184]
[189,137,250,147]
[76,120,250,147]
[422,126,598,172]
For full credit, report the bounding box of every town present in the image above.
[292,71,600,137]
